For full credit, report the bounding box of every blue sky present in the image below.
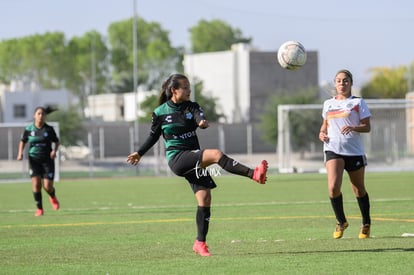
[1,0,413,86]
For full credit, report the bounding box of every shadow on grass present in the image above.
[239,247,414,256]
[236,236,414,255]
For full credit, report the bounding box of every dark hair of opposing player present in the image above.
[335,69,353,85]
[158,73,189,105]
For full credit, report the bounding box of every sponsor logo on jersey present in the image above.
[184,109,193,120]
[179,131,196,140]
[165,115,173,123]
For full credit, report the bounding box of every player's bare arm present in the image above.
[341,117,371,135]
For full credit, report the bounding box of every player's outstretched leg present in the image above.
[211,153,268,184]
[252,160,268,184]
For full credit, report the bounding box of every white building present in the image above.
[0,81,153,123]
[0,88,75,122]
[184,43,252,123]
[87,90,154,122]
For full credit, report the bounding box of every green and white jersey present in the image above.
[21,123,59,160]
[138,100,206,161]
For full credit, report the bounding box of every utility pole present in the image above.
[408,64,413,93]
[133,0,139,174]
[91,32,96,119]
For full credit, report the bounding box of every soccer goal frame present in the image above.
[277,99,414,173]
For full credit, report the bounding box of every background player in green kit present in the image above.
[127,73,268,257]
[17,106,60,217]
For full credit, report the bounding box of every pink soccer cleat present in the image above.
[50,197,60,210]
[35,209,44,216]
[193,240,212,257]
[252,160,268,184]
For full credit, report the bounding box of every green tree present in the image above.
[0,38,21,84]
[0,31,108,95]
[189,19,252,53]
[64,31,109,118]
[192,80,224,122]
[259,88,320,154]
[47,106,84,146]
[66,31,109,93]
[136,91,159,122]
[0,33,68,88]
[108,17,178,93]
[360,65,412,98]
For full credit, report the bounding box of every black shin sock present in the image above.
[330,193,347,224]
[357,193,371,225]
[33,191,43,209]
[218,154,253,178]
[196,206,211,242]
[47,187,56,198]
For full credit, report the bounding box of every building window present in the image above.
[120,105,124,118]
[13,104,26,118]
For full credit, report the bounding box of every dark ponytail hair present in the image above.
[335,69,353,85]
[158,73,189,105]
[33,106,57,115]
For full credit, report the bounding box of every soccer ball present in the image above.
[277,41,307,70]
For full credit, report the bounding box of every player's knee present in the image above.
[202,195,212,206]
[205,149,223,162]
[212,149,223,161]
[328,188,341,198]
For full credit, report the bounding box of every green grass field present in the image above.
[1,172,413,274]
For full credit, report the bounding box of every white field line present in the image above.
[1,215,414,229]
[2,197,413,214]
[1,198,414,229]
